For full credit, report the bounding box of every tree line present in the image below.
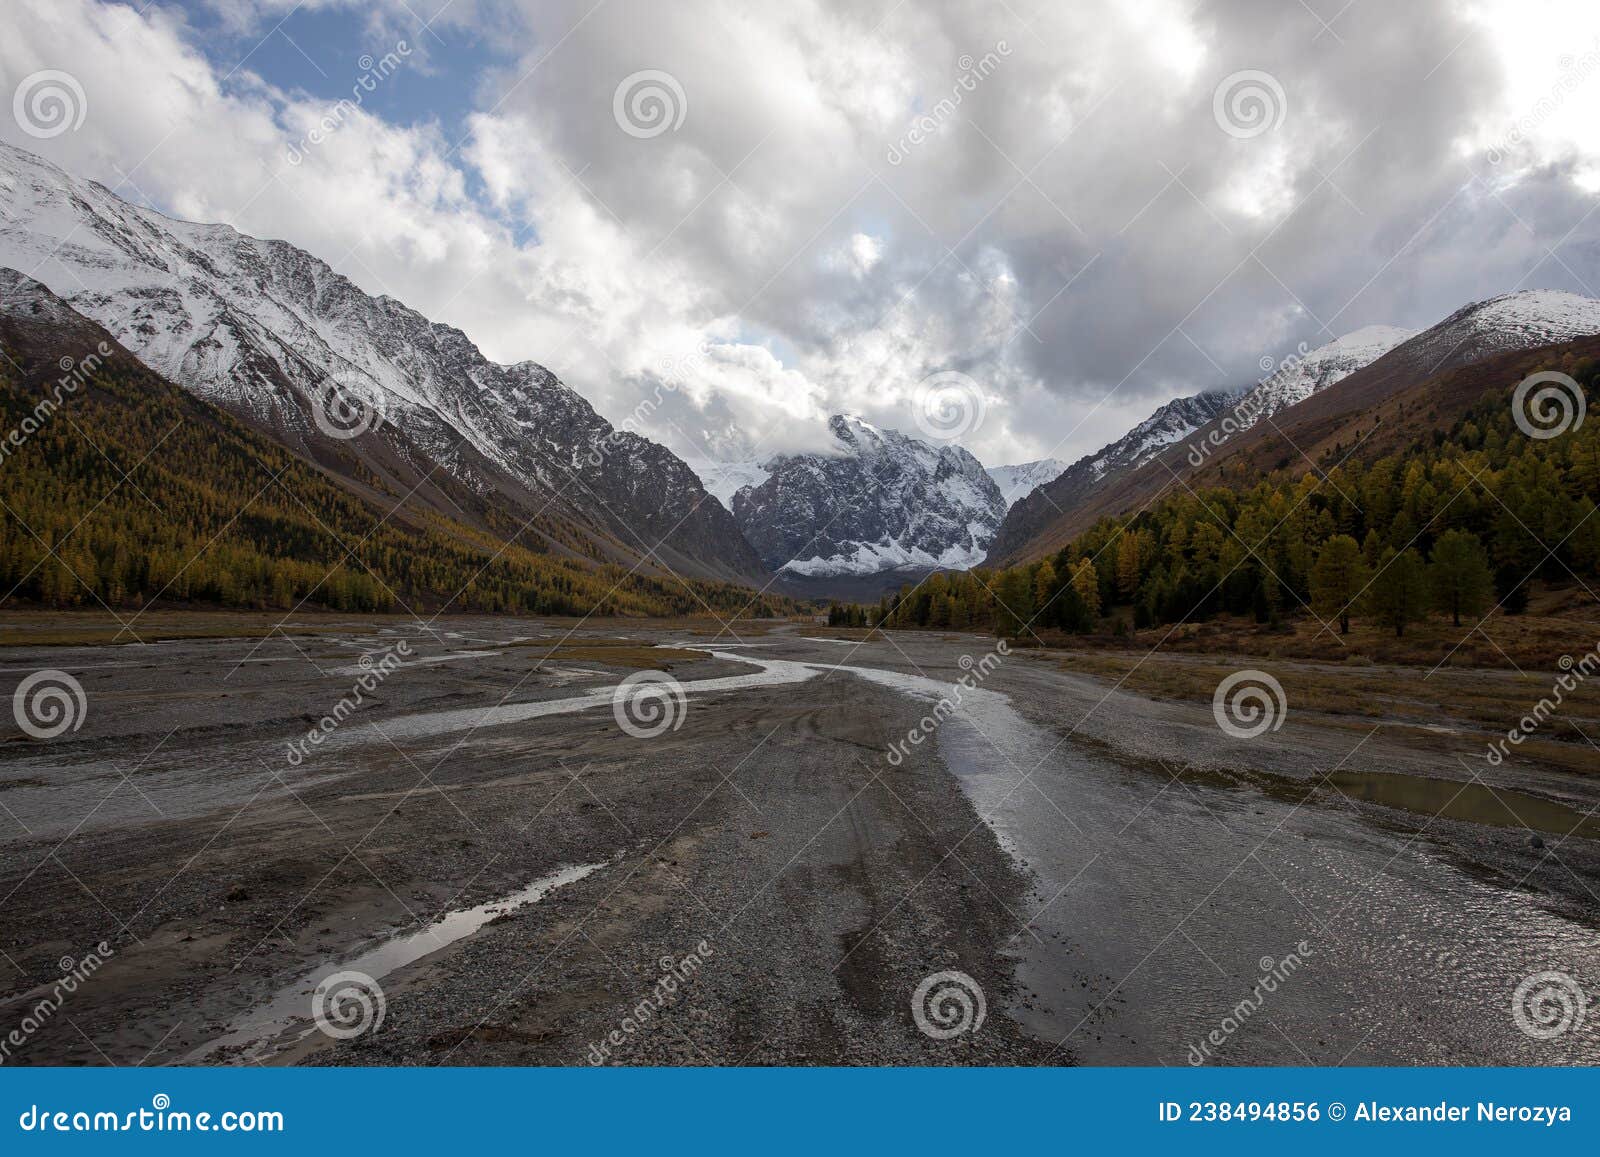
[0,347,791,619]
[833,353,1600,640]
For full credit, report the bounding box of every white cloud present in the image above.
[2,0,1598,474]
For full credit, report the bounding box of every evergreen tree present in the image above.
[1428,529,1493,627]
[1368,547,1429,636]
[1070,557,1100,619]
[1115,530,1140,601]
[1309,534,1368,635]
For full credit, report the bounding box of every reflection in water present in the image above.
[1325,770,1600,840]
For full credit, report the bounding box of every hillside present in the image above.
[843,338,1600,644]
[0,271,791,619]
[0,142,768,586]
[989,292,1600,564]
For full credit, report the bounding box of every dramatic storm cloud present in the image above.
[2,0,1598,466]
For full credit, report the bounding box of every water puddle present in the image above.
[1325,770,1600,839]
[187,862,607,1064]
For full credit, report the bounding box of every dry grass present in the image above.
[0,610,365,647]
[1049,642,1600,776]
[515,639,706,669]
[0,610,801,649]
[1039,593,1599,673]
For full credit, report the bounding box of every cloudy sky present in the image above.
[3,0,1600,470]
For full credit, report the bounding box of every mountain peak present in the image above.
[732,412,1006,588]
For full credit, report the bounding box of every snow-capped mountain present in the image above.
[1372,290,1600,383]
[1228,324,1415,433]
[986,458,1068,508]
[984,325,1416,565]
[986,289,1600,565]
[732,415,1007,582]
[0,143,765,583]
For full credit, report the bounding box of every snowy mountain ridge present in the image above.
[0,142,765,582]
[986,458,1069,508]
[731,414,1008,580]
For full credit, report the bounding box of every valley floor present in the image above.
[0,615,1596,1065]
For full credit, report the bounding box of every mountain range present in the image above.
[4,141,1599,608]
[0,142,764,587]
[985,459,1069,507]
[984,289,1600,565]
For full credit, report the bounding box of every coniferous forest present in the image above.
[834,355,1600,641]
[0,344,791,620]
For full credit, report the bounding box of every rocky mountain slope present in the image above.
[0,270,790,616]
[983,388,1235,564]
[731,415,1007,588]
[0,142,765,584]
[987,290,1600,564]
[1230,325,1415,432]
